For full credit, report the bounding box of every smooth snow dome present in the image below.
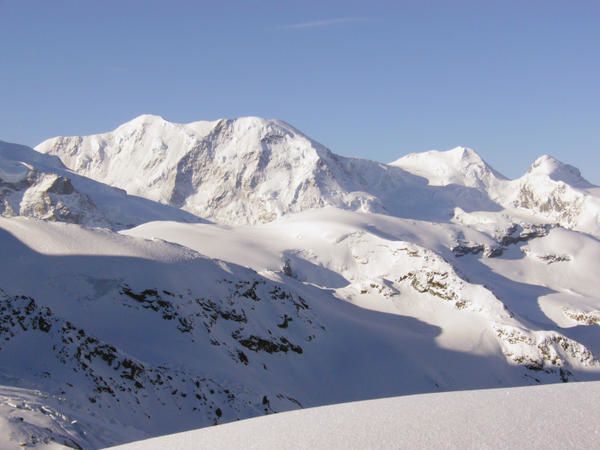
[110,381,600,450]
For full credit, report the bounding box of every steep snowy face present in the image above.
[389,146,505,189]
[37,117,500,225]
[0,140,199,229]
[38,114,221,207]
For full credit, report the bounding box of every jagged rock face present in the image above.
[563,309,600,326]
[493,325,599,380]
[500,157,599,234]
[0,272,319,448]
[511,179,585,228]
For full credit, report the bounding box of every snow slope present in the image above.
[0,386,84,449]
[124,209,600,377]
[0,140,201,230]
[110,381,600,450]
[2,211,599,448]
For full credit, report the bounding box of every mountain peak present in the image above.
[529,154,565,173]
[527,154,593,188]
[35,115,343,224]
[121,114,168,127]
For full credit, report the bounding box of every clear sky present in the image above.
[1,0,599,182]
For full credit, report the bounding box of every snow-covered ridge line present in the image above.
[109,381,600,450]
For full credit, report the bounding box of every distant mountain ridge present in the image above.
[35,115,497,225]
[36,115,600,236]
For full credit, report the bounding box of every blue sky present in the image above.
[1,0,599,181]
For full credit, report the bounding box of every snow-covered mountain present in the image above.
[392,147,600,236]
[505,155,600,233]
[0,116,599,447]
[37,116,600,235]
[36,115,498,224]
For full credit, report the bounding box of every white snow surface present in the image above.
[110,381,600,450]
[2,208,600,448]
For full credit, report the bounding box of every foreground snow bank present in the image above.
[110,381,600,450]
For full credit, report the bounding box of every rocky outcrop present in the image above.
[0,167,108,226]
